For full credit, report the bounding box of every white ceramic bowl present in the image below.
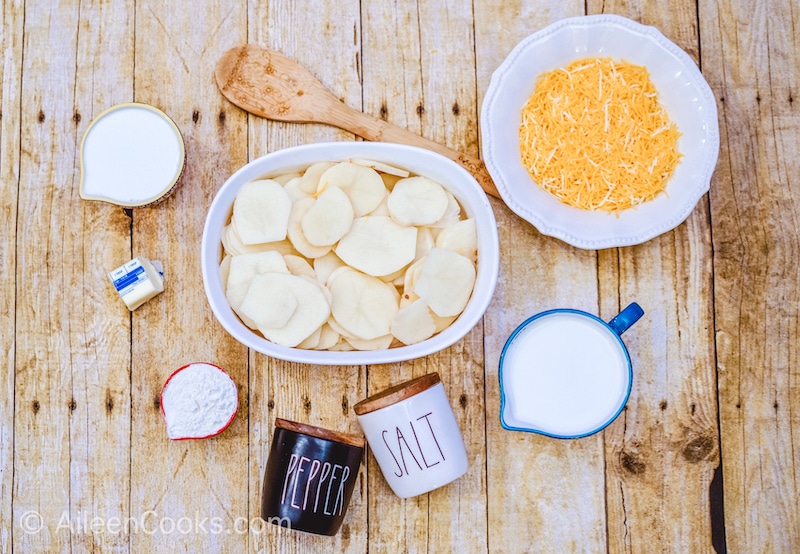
[202,142,500,365]
[481,14,719,249]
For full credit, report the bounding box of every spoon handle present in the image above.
[327,104,500,199]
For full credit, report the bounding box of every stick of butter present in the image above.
[109,257,165,311]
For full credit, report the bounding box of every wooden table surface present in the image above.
[2,0,797,552]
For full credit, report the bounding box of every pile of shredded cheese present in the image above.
[519,57,682,212]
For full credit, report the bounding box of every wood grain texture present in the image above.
[66,3,137,552]
[128,1,250,551]
[215,44,499,198]
[701,0,800,551]
[589,2,720,553]
[246,2,369,553]
[11,1,136,551]
[361,1,489,552]
[2,0,799,551]
[474,2,608,552]
[0,0,23,551]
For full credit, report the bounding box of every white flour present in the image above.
[161,363,238,439]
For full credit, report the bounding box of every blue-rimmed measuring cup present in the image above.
[499,302,644,439]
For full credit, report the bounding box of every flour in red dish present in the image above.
[160,362,238,440]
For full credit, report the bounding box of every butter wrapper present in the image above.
[109,257,165,310]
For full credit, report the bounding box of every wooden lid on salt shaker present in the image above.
[274,418,365,448]
[353,372,441,416]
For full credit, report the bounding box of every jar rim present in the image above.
[353,372,441,416]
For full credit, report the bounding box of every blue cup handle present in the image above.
[607,302,644,335]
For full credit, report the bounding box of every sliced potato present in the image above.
[391,299,437,345]
[378,266,406,284]
[299,274,332,306]
[328,337,355,351]
[428,192,463,228]
[283,176,308,203]
[223,224,270,256]
[414,248,476,317]
[221,224,240,256]
[399,289,420,308]
[326,316,360,340]
[233,250,290,275]
[313,252,346,286]
[317,162,385,216]
[402,256,427,296]
[427,226,443,242]
[240,274,299,329]
[221,158,479,351]
[233,179,292,244]
[287,197,332,259]
[348,158,410,178]
[225,223,299,257]
[328,267,400,340]
[345,334,394,351]
[219,254,231,290]
[325,266,352,288]
[431,312,457,333]
[313,323,341,350]
[435,218,478,261]
[226,251,290,313]
[335,216,417,277]
[301,185,355,246]
[242,272,331,347]
[366,192,390,216]
[387,176,449,226]
[415,226,435,261]
[297,325,322,349]
[284,254,316,279]
[300,161,335,195]
[272,171,302,185]
[263,240,297,257]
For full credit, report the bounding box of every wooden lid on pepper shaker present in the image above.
[274,418,365,448]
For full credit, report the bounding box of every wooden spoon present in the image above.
[215,45,500,199]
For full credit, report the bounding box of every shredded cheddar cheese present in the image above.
[519,57,682,212]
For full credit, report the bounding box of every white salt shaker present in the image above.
[353,373,468,498]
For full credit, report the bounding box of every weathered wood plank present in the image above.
[246,2,368,552]
[599,225,718,553]
[358,4,489,542]
[358,3,427,547]
[65,2,137,552]
[0,0,23,551]
[254,364,367,552]
[10,0,139,550]
[474,3,609,551]
[10,1,121,551]
[128,2,250,551]
[586,3,720,553]
[360,0,489,552]
[701,0,800,551]
[5,0,800,551]
[482,229,606,553]
[476,2,718,551]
